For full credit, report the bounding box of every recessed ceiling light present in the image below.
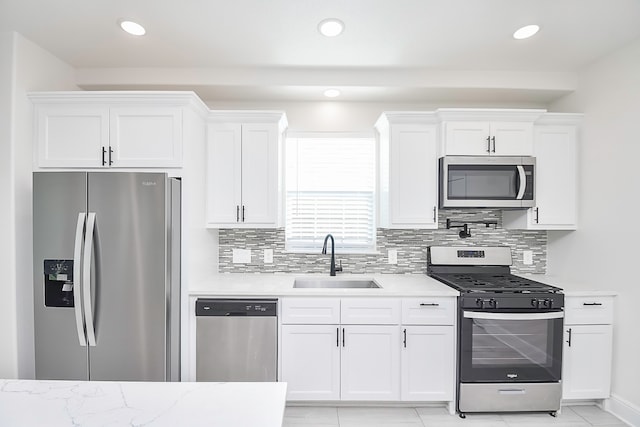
[318,19,344,37]
[119,20,146,36]
[323,89,341,98]
[513,24,540,40]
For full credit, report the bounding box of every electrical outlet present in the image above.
[388,249,398,265]
[263,249,273,264]
[232,249,252,264]
[523,250,533,265]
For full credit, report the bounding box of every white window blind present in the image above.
[286,136,376,252]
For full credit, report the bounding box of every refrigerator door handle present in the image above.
[73,213,87,346]
[83,212,97,347]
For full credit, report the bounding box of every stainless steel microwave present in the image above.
[439,156,535,208]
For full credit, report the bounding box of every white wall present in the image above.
[549,38,640,413]
[6,32,78,378]
[0,31,18,379]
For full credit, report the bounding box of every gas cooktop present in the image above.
[427,246,562,294]
[429,272,562,293]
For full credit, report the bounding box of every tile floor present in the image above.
[283,405,629,427]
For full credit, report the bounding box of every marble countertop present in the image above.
[189,272,616,298]
[189,273,459,297]
[0,380,287,427]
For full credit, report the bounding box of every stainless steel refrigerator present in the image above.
[33,172,181,381]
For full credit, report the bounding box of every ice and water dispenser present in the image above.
[43,260,74,307]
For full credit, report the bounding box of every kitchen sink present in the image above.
[293,279,381,289]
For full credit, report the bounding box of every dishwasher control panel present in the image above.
[196,299,277,316]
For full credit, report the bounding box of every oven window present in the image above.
[472,318,550,367]
[460,314,563,382]
[448,165,518,200]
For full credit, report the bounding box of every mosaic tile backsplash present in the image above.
[218,209,546,274]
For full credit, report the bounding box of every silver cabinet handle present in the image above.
[73,213,87,347]
[491,136,496,153]
[420,303,440,307]
[83,212,97,346]
[566,327,572,347]
[583,302,603,306]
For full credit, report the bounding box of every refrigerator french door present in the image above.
[33,172,181,381]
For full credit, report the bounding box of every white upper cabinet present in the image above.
[503,113,582,230]
[437,109,545,156]
[375,112,439,229]
[109,107,183,168]
[30,92,207,169]
[205,111,287,228]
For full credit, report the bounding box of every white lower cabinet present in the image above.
[280,325,340,400]
[401,326,455,401]
[562,324,612,400]
[280,296,456,403]
[341,325,400,400]
[562,296,614,401]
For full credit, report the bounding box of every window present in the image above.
[285,135,376,252]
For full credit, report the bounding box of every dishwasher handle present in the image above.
[196,298,277,316]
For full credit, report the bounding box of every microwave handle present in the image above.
[516,165,526,200]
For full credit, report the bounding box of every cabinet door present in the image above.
[280,325,340,400]
[530,126,577,229]
[36,104,108,168]
[110,107,183,167]
[341,325,400,400]
[401,326,455,401]
[388,125,438,228]
[444,122,491,155]
[240,124,278,226]
[490,122,533,155]
[562,324,612,400]
[206,123,243,226]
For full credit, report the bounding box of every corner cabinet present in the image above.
[562,295,614,401]
[375,112,439,229]
[30,92,207,168]
[503,113,582,230]
[437,109,545,156]
[205,111,287,228]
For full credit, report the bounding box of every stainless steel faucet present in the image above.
[322,234,343,276]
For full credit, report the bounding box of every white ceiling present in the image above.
[2,0,640,103]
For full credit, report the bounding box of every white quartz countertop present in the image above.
[0,380,287,427]
[189,273,459,297]
[516,274,618,297]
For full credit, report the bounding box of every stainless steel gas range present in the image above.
[427,246,564,418]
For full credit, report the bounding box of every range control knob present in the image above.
[542,299,552,308]
[531,298,540,308]
[476,298,484,308]
[489,298,498,308]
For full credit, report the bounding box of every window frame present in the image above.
[284,131,378,254]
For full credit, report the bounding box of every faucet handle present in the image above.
[336,260,343,273]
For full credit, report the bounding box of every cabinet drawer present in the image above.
[341,298,401,325]
[401,298,455,325]
[565,296,614,325]
[281,298,340,324]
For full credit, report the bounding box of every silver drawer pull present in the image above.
[583,302,603,306]
[420,303,440,307]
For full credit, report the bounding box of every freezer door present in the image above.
[87,172,169,381]
[33,172,89,380]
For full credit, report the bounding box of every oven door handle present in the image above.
[516,165,526,200]
[463,311,564,320]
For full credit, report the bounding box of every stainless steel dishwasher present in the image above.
[195,298,277,382]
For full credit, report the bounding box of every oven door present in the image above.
[459,310,563,383]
